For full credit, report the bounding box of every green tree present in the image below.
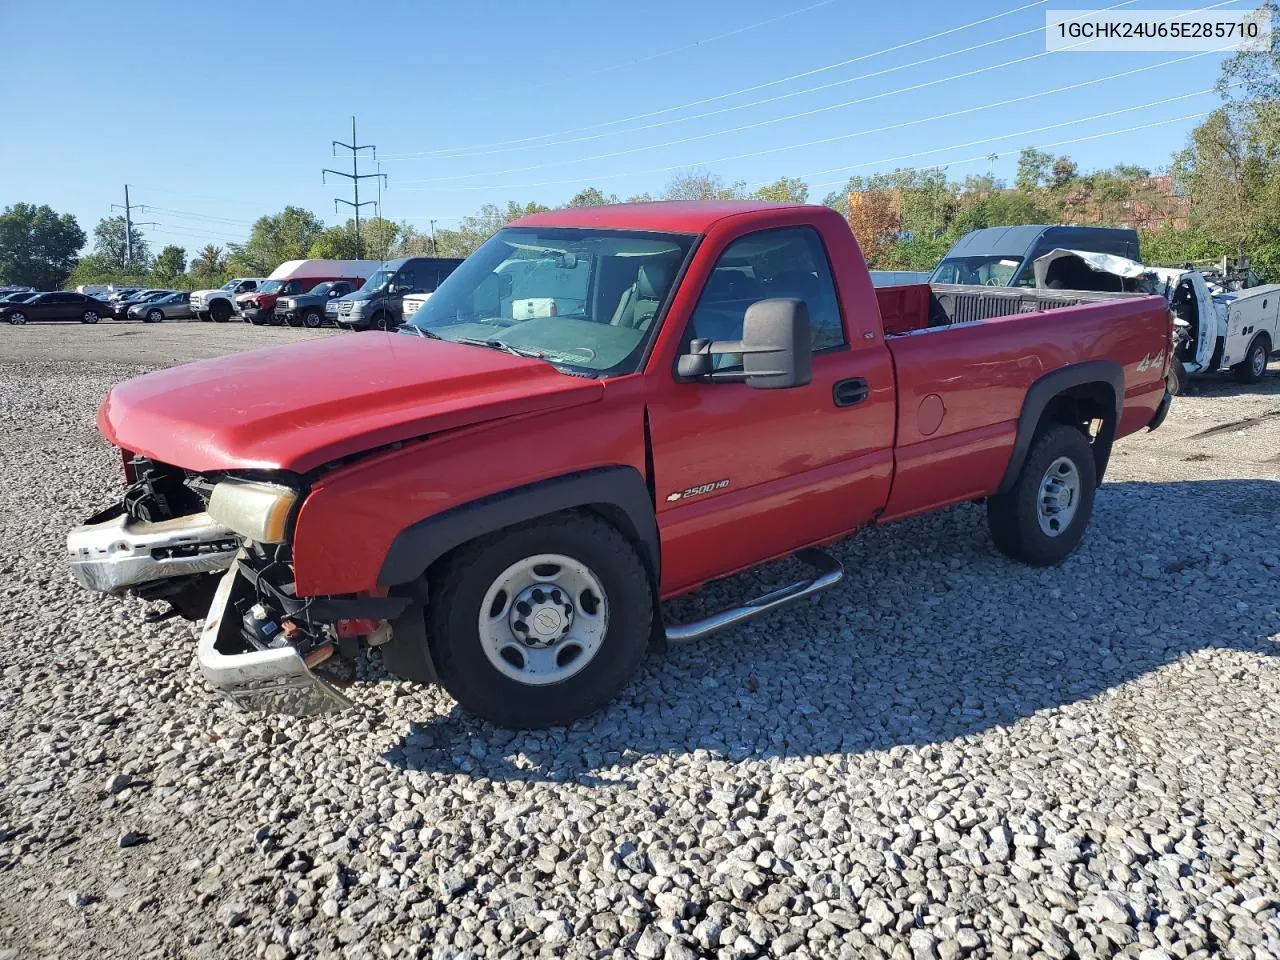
[152,245,186,280]
[91,215,150,272]
[229,206,325,274]
[751,177,809,204]
[662,171,746,200]
[565,187,618,207]
[0,203,85,289]
[190,244,228,277]
[1015,148,1054,192]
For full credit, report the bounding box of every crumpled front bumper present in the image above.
[67,506,240,594]
[198,562,352,715]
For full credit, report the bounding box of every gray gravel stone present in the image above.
[2,327,1280,960]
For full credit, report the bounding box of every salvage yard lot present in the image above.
[1,324,1278,960]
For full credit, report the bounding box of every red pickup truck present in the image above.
[67,202,1172,728]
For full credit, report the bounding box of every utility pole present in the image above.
[429,219,437,256]
[111,186,157,270]
[323,117,386,259]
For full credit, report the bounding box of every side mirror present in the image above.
[677,298,812,389]
[556,252,577,269]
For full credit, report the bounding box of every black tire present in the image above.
[373,312,393,332]
[425,512,653,728]
[1166,359,1188,396]
[302,309,323,329]
[81,310,99,324]
[198,310,212,322]
[209,299,232,323]
[1233,334,1271,385]
[8,312,26,326]
[987,423,1097,567]
[146,309,164,324]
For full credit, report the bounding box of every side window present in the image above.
[685,226,845,355]
[1016,241,1060,287]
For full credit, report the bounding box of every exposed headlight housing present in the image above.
[207,480,298,543]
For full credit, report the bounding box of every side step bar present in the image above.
[664,548,844,644]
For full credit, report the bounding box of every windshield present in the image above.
[220,280,238,291]
[931,256,1023,286]
[306,282,332,296]
[359,269,395,293]
[258,280,283,294]
[409,227,695,376]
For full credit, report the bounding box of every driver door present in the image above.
[646,225,896,596]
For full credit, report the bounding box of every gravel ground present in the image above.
[1,324,1278,960]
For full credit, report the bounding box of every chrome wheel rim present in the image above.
[83,311,97,323]
[1037,456,1080,537]
[10,313,24,325]
[477,553,608,686]
[1252,344,1267,377]
[149,310,162,322]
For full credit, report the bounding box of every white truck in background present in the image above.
[1034,249,1279,391]
[190,277,268,323]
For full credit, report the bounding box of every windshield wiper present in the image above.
[453,337,549,360]
[397,323,442,339]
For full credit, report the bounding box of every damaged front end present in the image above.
[69,456,407,716]
[67,457,240,618]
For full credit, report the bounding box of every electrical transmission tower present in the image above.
[110,185,158,269]
[323,117,387,259]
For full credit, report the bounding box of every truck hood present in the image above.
[98,333,603,473]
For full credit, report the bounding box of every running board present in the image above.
[664,548,844,645]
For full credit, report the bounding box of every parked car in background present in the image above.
[190,278,267,323]
[335,256,464,330]
[109,289,173,319]
[1,291,111,325]
[930,225,1140,287]
[0,291,40,304]
[0,286,37,299]
[277,280,360,328]
[237,260,382,325]
[128,291,194,323]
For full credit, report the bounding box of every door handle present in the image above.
[832,377,869,407]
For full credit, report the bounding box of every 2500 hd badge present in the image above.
[666,479,731,502]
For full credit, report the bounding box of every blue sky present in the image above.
[0,0,1248,256]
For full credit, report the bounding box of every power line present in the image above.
[135,205,256,226]
[403,67,1224,194]
[802,110,1215,192]
[791,81,1243,188]
[400,16,1225,189]
[469,0,838,106]
[380,0,1058,161]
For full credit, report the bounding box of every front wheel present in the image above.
[987,423,1097,567]
[1166,359,1188,396]
[146,309,164,324]
[8,312,26,325]
[1233,335,1271,384]
[209,300,232,323]
[426,513,653,728]
[373,312,393,332]
[302,309,323,329]
[81,310,99,324]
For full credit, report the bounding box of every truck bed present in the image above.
[876,282,1151,336]
[871,282,1170,523]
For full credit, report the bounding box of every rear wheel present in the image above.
[1233,335,1271,384]
[81,310,99,324]
[210,300,232,323]
[987,423,1097,567]
[426,513,653,728]
[302,309,323,329]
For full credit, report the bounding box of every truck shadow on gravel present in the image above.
[384,478,1280,785]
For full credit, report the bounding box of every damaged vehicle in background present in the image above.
[1033,249,1279,391]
